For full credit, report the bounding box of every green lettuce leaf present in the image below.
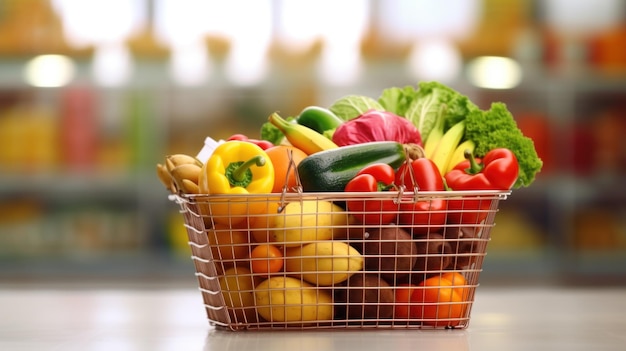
[377,85,419,117]
[404,81,478,141]
[329,95,384,121]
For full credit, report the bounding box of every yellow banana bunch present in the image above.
[445,140,475,174]
[429,121,465,175]
[268,112,338,155]
[422,105,447,159]
[423,124,444,159]
[156,154,203,194]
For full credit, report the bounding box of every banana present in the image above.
[430,121,465,175]
[423,127,443,159]
[422,104,448,159]
[268,112,338,155]
[446,139,475,174]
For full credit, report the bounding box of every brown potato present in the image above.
[412,232,454,273]
[362,226,417,282]
[443,226,487,269]
[334,273,395,320]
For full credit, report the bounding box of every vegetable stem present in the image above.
[464,149,483,175]
[228,155,266,186]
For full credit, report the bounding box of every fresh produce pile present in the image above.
[157,82,542,328]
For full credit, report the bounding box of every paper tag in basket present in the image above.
[196,136,224,164]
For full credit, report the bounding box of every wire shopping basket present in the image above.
[170,189,510,331]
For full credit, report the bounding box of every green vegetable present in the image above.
[397,82,541,188]
[296,141,407,192]
[463,103,543,188]
[296,106,344,134]
[329,95,384,121]
[403,81,478,142]
[260,116,295,145]
[377,85,419,117]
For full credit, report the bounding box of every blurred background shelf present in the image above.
[1,0,625,286]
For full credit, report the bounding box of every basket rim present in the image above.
[169,189,511,203]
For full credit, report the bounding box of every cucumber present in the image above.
[296,106,344,134]
[297,141,406,192]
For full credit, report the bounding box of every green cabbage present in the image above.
[329,95,384,121]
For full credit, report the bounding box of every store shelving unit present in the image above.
[0,54,625,283]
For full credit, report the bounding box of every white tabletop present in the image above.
[1,283,624,351]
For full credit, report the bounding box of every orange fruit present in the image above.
[265,145,308,193]
[250,244,284,276]
[411,276,464,327]
[207,223,251,262]
[394,284,418,319]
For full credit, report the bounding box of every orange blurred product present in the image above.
[516,112,553,174]
[249,243,284,276]
[588,25,626,73]
[264,145,308,193]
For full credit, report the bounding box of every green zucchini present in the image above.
[297,141,406,192]
[296,106,344,134]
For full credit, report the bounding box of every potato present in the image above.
[334,273,395,320]
[362,226,417,282]
[412,232,454,273]
[218,266,258,323]
[271,200,349,246]
[443,226,485,269]
[254,276,333,322]
[285,241,363,286]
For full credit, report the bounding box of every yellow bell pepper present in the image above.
[199,141,274,225]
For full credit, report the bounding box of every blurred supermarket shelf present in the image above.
[0,171,163,201]
[0,252,198,289]
[1,0,625,286]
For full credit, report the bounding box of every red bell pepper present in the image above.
[344,163,397,225]
[395,158,447,234]
[445,148,519,225]
[227,134,274,150]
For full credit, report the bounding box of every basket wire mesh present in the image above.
[170,189,509,331]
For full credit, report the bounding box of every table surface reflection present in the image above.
[1,284,624,351]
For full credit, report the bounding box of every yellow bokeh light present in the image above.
[467,56,522,90]
[23,55,76,88]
